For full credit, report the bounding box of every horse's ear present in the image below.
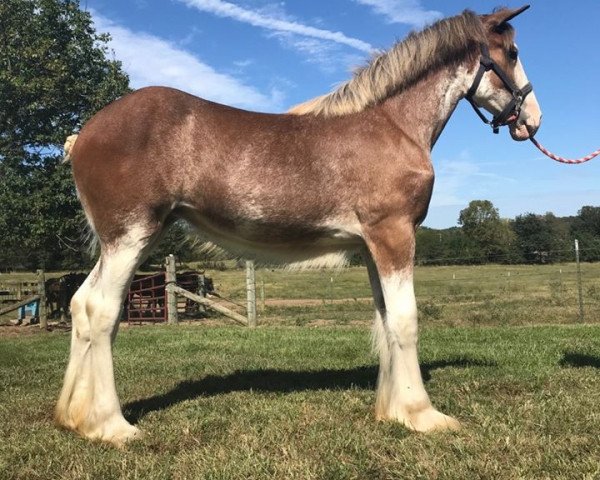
[482,5,530,31]
[500,5,530,23]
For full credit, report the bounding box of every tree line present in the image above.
[1,1,598,271]
[416,201,600,265]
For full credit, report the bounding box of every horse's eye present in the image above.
[508,48,519,60]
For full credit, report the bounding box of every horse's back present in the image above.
[73,87,235,162]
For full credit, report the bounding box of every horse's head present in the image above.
[468,5,541,141]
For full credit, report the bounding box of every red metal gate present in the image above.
[123,271,206,323]
[124,273,166,323]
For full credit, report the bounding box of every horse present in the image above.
[56,6,541,445]
[45,273,87,322]
[59,273,87,321]
[44,277,62,318]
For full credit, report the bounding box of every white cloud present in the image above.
[178,0,373,53]
[354,0,442,27]
[431,151,516,207]
[270,31,364,74]
[93,13,284,111]
[232,59,254,68]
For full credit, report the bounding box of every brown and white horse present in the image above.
[57,7,541,445]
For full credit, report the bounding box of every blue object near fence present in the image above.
[18,300,39,320]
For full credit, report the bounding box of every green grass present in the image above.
[1,324,600,479]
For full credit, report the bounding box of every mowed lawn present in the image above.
[1,324,599,479]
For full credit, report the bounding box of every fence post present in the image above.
[37,269,47,329]
[198,272,207,314]
[260,278,265,314]
[246,260,257,327]
[574,239,584,322]
[165,254,178,325]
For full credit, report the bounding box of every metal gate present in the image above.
[124,272,167,323]
[123,271,207,323]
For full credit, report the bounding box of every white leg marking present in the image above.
[375,270,460,432]
[56,227,156,445]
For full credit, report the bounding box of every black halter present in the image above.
[465,43,533,134]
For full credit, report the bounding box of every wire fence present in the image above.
[207,261,599,327]
[1,256,598,328]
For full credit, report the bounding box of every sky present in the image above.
[82,0,599,228]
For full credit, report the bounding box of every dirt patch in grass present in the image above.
[0,322,71,337]
[264,297,372,307]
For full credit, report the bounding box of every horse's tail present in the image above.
[61,133,99,256]
[62,134,79,163]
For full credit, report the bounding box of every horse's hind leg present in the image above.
[55,223,160,445]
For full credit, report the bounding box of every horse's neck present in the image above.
[379,60,476,149]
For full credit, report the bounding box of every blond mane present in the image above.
[289,10,487,117]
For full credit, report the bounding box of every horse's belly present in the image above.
[177,205,363,267]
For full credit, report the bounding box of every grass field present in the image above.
[1,324,599,479]
[1,263,599,478]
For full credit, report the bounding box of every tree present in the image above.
[571,206,600,237]
[571,206,600,262]
[458,200,517,263]
[513,212,569,263]
[415,227,477,265]
[0,0,130,269]
[142,221,198,269]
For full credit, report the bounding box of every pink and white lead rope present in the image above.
[530,137,600,164]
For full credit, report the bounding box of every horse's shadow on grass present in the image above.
[124,356,495,424]
[560,352,600,369]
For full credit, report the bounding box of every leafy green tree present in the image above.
[571,206,600,237]
[0,0,130,269]
[513,212,569,263]
[571,206,600,262]
[415,227,446,264]
[458,200,517,263]
[143,221,198,269]
[416,227,478,265]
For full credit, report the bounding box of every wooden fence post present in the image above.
[37,269,47,329]
[165,255,178,325]
[246,260,257,327]
[198,272,207,314]
[260,278,265,314]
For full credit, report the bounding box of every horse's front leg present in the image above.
[364,217,460,432]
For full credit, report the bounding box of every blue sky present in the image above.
[84,0,599,228]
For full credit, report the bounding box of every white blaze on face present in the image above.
[510,57,542,140]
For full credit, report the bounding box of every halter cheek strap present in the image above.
[466,43,533,134]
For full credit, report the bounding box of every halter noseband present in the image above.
[466,43,533,134]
